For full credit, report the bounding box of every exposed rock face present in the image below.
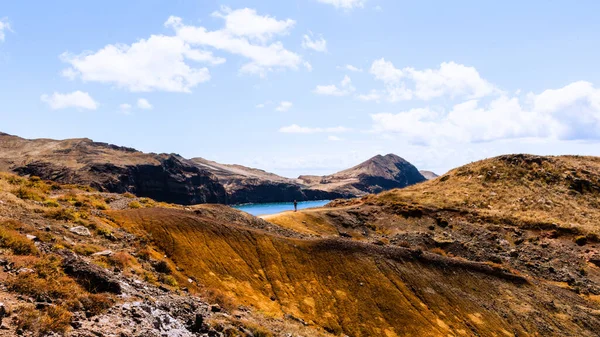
[60,250,122,294]
[300,154,427,196]
[192,158,347,204]
[194,155,426,203]
[0,133,227,205]
[0,132,425,205]
[419,170,439,180]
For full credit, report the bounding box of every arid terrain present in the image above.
[0,153,598,336]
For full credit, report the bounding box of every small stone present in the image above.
[92,250,114,257]
[70,226,91,236]
[210,304,221,312]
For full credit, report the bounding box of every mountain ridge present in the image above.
[0,132,426,204]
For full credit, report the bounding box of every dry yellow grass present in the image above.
[367,154,600,236]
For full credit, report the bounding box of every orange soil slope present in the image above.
[111,207,600,337]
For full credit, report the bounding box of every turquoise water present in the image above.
[234,200,330,216]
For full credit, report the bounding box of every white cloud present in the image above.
[279,124,351,133]
[119,103,132,113]
[328,135,343,141]
[317,0,367,10]
[41,91,99,110]
[61,35,216,93]
[137,98,153,109]
[211,7,295,43]
[531,81,600,113]
[61,8,303,91]
[366,58,497,102]
[275,101,293,112]
[407,62,497,100]
[314,75,355,96]
[0,18,11,42]
[370,81,600,145]
[343,64,363,72]
[370,58,404,84]
[302,33,327,52]
[166,10,304,77]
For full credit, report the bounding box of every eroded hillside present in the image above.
[111,207,600,336]
[0,154,600,336]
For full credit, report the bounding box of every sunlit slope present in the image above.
[111,207,600,337]
[373,154,600,235]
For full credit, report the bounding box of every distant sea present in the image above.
[234,200,330,216]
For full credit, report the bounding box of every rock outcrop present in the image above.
[0,133,227,205]
[192,158,346,204]
[300,154,427,196]
[0,133,425,205]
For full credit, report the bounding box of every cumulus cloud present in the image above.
[0,18,11,42]
[279,124,351,133]
[364,58,497,102]
[41,91,98,110]
[211,6,295,43]
[302,33,327,52]
[317,0,367,10]
[370,81,600,144]
[314,75,355,96]
[370,58,404,84]
[60,35,215,92]
[137,98,153,109]
[275,101,293,112]
[166,9,304,77]
[61,8,304,92]
[328,135,343,141]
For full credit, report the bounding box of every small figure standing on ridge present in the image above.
[293,200,298,212]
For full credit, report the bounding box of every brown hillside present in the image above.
[374,154,600,236]
[110,206,600,336]
[0,132,227,204]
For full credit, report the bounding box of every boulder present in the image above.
[60,250,122,294]
[70,226,91,236]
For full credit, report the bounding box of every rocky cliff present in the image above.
[191,157,347,204]
[0,133,227,205]
[299,153,427,196]
[0,133,425,205]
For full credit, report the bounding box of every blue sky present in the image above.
[2,0,600,177]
